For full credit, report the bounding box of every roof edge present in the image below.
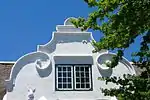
[0,61,134,64]
[0,61,15,64]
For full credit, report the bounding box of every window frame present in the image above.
[55,65,74,90]
[55,64,93,91]
[74,65,92,90]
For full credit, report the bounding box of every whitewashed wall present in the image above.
[5,18,136,100]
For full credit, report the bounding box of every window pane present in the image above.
[86,84,90,88]
[58,78,62,82]
[86,78,89,82]
[58,67,62,71]
[68,67,71,71]
[81,72,84,77]
[85,67,89,71]
[68,84,72,88]
[81,78,85,83]
[81,67,84,71]
[56,65,73,90]
[85,73,89,77]
[58,84,62,88]
[68,72,71,77]
[63,72,66,77]
[63,78,66,82]
[76,84,80,88]
[63,84,67,88]
[81,84,85,88]
[76,67,79,71]
[63,67,66,71]
[76,78,80,82]
[74,65,91,90]
[76,72,80,77]
[58,72,62,77]
[68,78,71,82]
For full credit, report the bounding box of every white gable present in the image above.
[4,18,136,100]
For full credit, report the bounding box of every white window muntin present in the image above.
[74,65,92,90]
[56,65,74,90]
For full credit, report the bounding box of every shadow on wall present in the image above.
[36,62,52,77]
[97,66,113,78]
[6,52,51,92]
[0,88,6,100]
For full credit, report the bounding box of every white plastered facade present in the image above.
[4,18,136,100]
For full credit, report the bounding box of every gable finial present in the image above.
[64,17,76,26]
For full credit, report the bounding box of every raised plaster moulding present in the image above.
[96,52,136,75]
[96,53,113,70]
[35,55,51,70]
[27,87,36,100]
[57,40,64,44]
[56,17,88,32]
[82,40,88,44]
[35,52,53,78]
[38,96,47,100]
[64,17,89,31]
[101,60,112,69]
[5,51,52,92]
[64,17,76,25]
[2,94,7,100]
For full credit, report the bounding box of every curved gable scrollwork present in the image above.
[96,52,136,78]
[5,52,52,92]
[4,17,137,100]
[37,17,107,54]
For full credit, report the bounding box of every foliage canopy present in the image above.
[71,0,150,99]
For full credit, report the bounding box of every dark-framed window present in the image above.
[56,65,73,90]
[55,64,92,91]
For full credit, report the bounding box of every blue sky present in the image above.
[0,0,141,61]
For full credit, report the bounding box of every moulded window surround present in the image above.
[55,64,92,91]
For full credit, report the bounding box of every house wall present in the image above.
[0,62,141,100]
[0,63,13,100]
[2,18,138,100]
[6,55,135,100]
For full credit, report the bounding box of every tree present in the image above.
[71,0,150,99]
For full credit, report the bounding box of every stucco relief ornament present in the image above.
[100,60,111,70]
[2,94,7,100]
[35,58,51,70]
[103,60,112,69]
[27,87,36,100]
[38,96,47,100]
[57,40,64,44]
[96,53,112,70]
[36,59,42,68]
[82,40,88,44]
